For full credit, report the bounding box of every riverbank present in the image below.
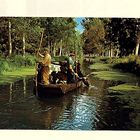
[0,55,36,85]
[88,57,140,129]
[0,67,35,85]
[89,57,140,91]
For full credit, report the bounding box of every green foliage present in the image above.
[106,55,140,76]
[82,18,105,55]
[25,54,36,66]
[12,55,26,67]
[0,59,12,74]
[82,18,140,56]
[53,56,67,62]
[0,55,35,74]
[105,18,140,56]
[12,54,35,67]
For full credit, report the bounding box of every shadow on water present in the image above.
[0,59,139,130]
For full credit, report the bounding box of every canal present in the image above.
[0,60,139,130]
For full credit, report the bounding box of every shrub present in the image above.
[0,59,12,74]
[0,54,36,74]
[10,54,35,67]
[112,55,140,76]
[25,54,36,66]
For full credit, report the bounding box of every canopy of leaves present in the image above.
[82,18,105,55]
[0,17,83,57]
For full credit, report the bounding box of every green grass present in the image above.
[93,70,138,83]
[108,83,140,94]
[89,57,139,83]
[89,63,113,70]
[0,67,35,85]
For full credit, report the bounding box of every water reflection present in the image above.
[9,82,13,103]
[96,96,135,130]
[50,94,98,130]
[0,59,139,129]
[23,77,26,97]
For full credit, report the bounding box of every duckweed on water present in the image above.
[108,83,140,94]
[92,71,138,83]
[90,60,140,94]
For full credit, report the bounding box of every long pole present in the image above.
[74,36,78,88]
[35,29,44,96]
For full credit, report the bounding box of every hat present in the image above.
[44,48,49,54]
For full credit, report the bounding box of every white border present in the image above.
[0,0,140,17]
[0,0,140,140]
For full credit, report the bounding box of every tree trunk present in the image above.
[22,33,26,57]
[116,49,119,57]
[108,49,110,57]
[111,48,113,57]
[59,40,62,56]
[53,42,56,57]
[109,46,113,57]
[135,43,139,56]
[8,21,12,57]
[59,46,62,56]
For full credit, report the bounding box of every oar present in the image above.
[35,29,44,96]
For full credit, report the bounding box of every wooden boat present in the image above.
[33,79,82,97]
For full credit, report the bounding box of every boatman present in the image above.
[66,52,77,83]
[38,48,51,85]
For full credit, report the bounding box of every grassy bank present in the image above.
[87,56,140,128]
[107,55,140,76]
[0,54,36,85]
[0,67,35,85]
[89,56,140,94]
[0,54,36,74]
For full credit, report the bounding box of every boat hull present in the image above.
[33,80,82,97]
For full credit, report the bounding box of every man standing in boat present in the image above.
[66,52,77,83]
[38,48,51,85]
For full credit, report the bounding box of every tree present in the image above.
[11,17,43,56]
[105,18,140,56]
[39,17,77,56]
[82,18,105,56]
[0,17,12,57]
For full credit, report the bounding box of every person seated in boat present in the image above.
[74,60,84,78]
[74,60,89,86]
[56,61,67,84]
[66,52,78,84]
[37,48,51,85]
[49,64,60,84]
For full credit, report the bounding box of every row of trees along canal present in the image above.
[0,17,83,59]
[0,18,140,66]
[82,18,140,57]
